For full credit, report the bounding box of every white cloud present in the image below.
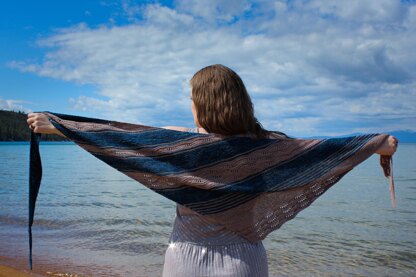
[9,0,416,136]
[0,97,32,113]
[305,0,402,22]
[175,0,251,23]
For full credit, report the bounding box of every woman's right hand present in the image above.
[376,135,398,156]
[27,113,65,137]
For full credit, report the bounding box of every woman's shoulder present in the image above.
[163,126,190,132]
[163,126,208,134]
[266,131,292,139]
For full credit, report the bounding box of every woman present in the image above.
[27,64,398,276]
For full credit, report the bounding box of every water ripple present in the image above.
[1,142,415,276]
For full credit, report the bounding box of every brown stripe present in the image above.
[47,113,157,133]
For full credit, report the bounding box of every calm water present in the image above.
[0,142,415,276]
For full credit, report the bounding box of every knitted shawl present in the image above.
[28,112,395,269]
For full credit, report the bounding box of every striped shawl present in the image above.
[28,112,395,269]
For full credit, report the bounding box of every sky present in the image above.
[1,0,415,137]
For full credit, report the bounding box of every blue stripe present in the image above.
[51,123,206,149]
[93,136,275,174]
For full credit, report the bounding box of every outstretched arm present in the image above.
[27,113,206,136]
[27,112,397,155]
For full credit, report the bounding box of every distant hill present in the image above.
[307,130,416,143]
[0,110,68,141]
[354,131,415,143]
[389,130,416,143]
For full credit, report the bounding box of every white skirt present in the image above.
[163,240,268,277]
[162,208,269,277]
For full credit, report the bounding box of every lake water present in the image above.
[0,142,415,276]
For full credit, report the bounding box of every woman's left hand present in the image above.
[376,135,398,156]
[27,113,65,137]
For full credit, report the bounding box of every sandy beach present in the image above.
[0,262,84,277]
[0,265,37,277]
[0,256,48,277]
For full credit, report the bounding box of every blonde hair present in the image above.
[190,64,268,138]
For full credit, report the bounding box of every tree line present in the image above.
[0,110,68,141]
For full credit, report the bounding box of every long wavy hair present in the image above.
[190,64,269,139]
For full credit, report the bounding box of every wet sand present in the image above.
[0,265,37,277]
[0,254,141,277]
[0,256,47,277]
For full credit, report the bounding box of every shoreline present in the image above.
[0,256,42,277]
[0,256,52,277]
[0,265,38,277]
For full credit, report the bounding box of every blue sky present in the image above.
[1,0,415,137]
